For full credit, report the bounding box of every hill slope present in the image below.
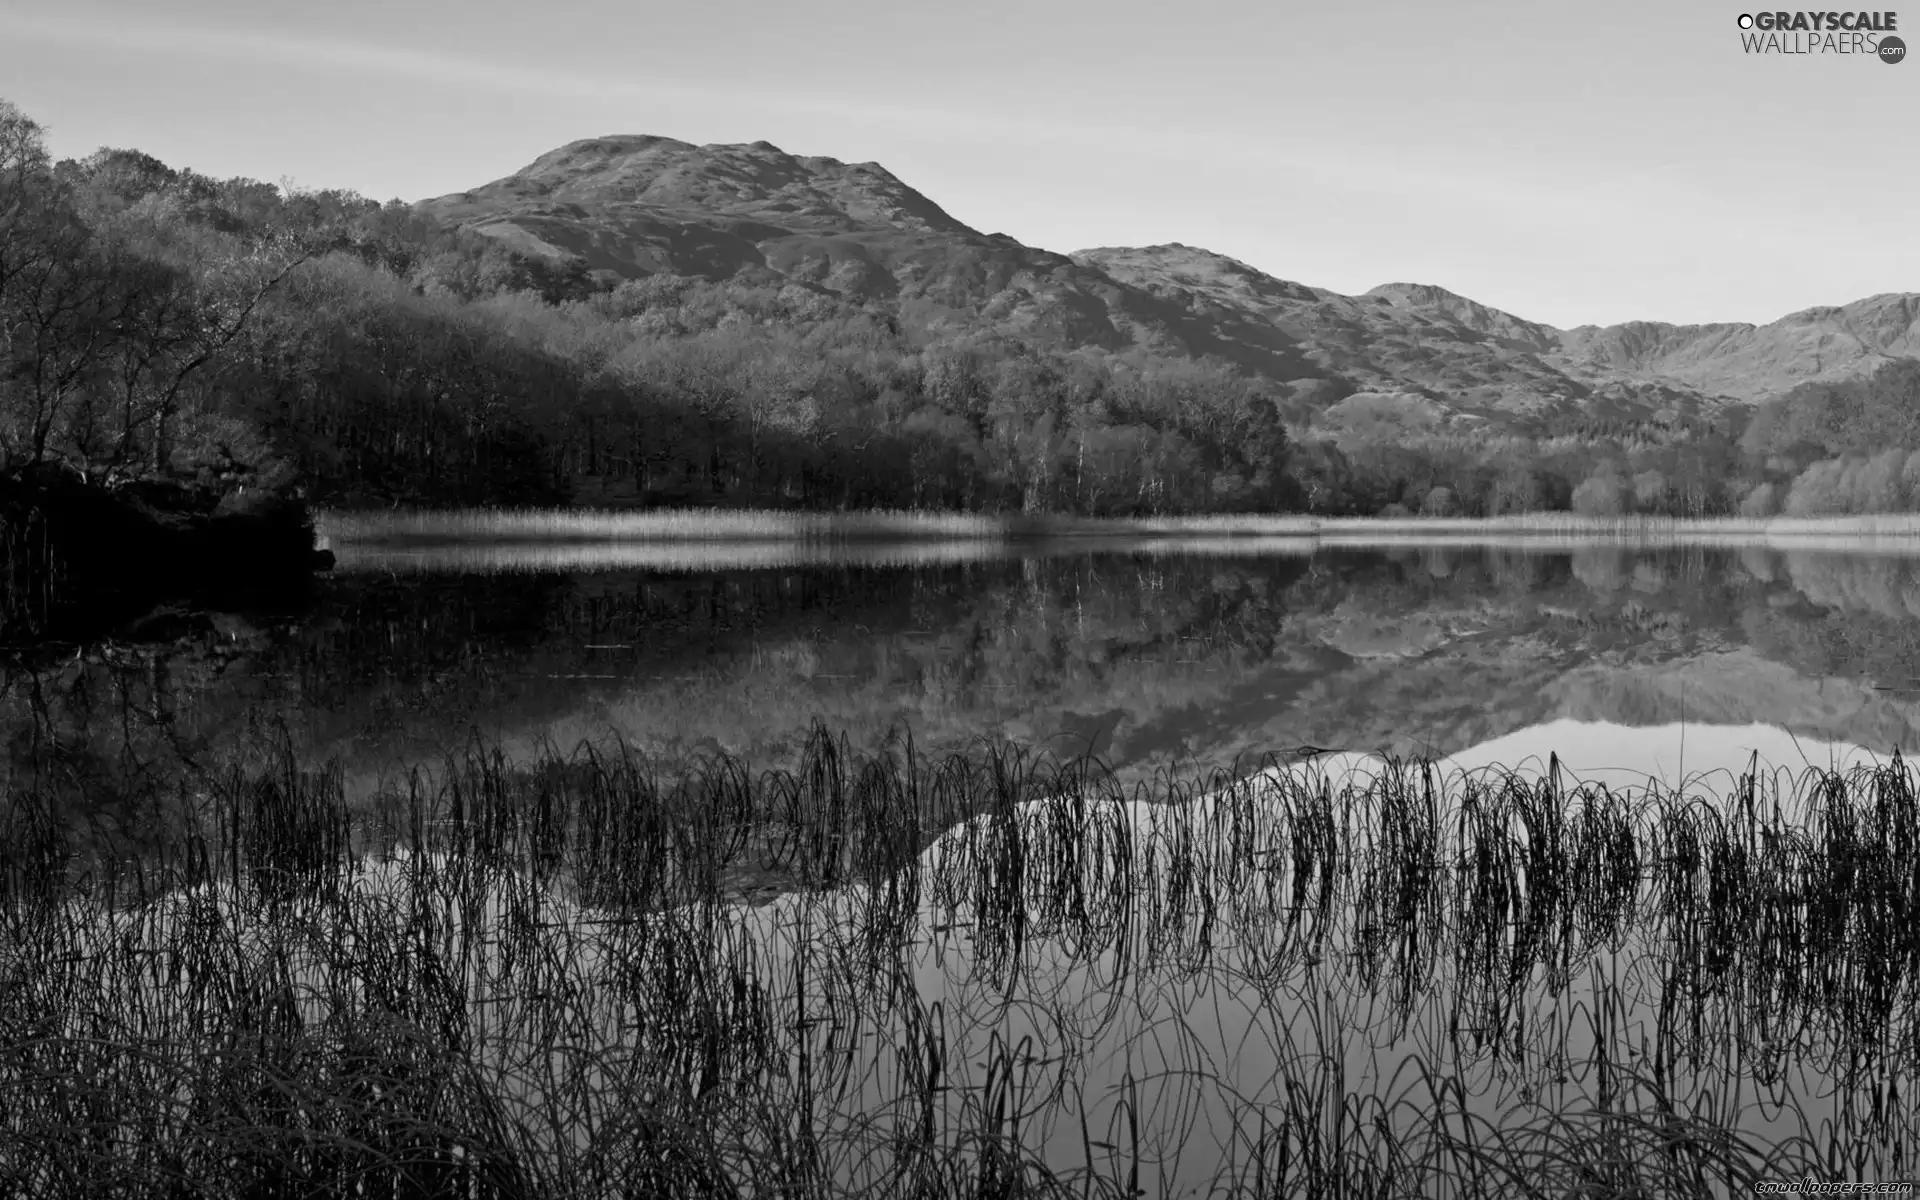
[1557,293,1920,397]
[417,137,1920,431]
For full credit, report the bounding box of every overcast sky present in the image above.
[1,0,1911,328]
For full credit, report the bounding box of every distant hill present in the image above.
[1556,293,1920,398]
[417,136,1920,433]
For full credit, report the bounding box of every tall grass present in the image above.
[317,506,1920,556]
[1321,513,1920,536]
[325,535,1341,576]
[329,538,1025,575]
[318,507,1014,545]
[4,726,1919,1196]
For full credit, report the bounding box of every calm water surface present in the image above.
[19,537,1915,788]
[14,535,1920,1190]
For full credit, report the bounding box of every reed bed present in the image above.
[1317,513,1920,536]
[317,508,1012,546]
[325,531,1920,579]
[318,506,1920,558]
[315,506,1360,545]
[328,538,1023,576]
[5,727,1920,1197]
[326,536,1334,576]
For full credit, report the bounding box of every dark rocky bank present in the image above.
[0,466,332,643]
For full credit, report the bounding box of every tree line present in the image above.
[5,96,1916,521]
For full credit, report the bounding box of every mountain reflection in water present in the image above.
[1443,718,1883,795]
[16,539,1920,810]
[718,738,1920,1193]
[307,539,1920,781]
[13,536,1920,1192]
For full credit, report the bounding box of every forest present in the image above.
[4,96,1918,523]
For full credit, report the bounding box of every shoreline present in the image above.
[1,470,331,641]
[316,506,1920,548]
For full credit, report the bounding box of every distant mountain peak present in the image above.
[431,135,976,238]
[1367,281,1472,303]
[1557,293,1920,392]
[416,131,1920,427]
[526,134,693,166]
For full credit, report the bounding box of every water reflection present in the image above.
[1445,719,1884,800]
[17,541,1920,817]
[18,538,1920,1192]
[20,730,1915,1193]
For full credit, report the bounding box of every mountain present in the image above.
[417,136,1920,432]
[1557,293,1920,397]
[1071,245,1734,430]
[1363,282,1560,353]
[418,134,1166,352]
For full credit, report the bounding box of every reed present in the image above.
[317,506,1920,559]
[4,726,1917,1197]
[316,507,1012,545]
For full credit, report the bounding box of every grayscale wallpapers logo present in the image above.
[1735,10,1904,58]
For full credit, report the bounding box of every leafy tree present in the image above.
[1622,470,1665,514]
[1784,458,1848,516]
[1744,358,1920,461]
[1571,469,1626,517]
[1738,480,1779,517]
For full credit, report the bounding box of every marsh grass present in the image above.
[1322,513,1920,537]
[5,726,1920,1196]
[328,539,1025,575]
[317,508,1013,545]
[317,506,1920,553]
[324,535,1335,576]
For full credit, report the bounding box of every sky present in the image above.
[0,0,1912,329]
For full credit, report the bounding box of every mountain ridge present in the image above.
[415,135,1920,431]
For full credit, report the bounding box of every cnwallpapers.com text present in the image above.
[1736,10,1907,59]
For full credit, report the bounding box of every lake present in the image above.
[8,530,1920,1195]
[41,534,1910,787]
